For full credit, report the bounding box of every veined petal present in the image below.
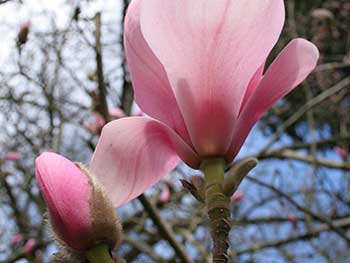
[227,39,319,161]
[89,117,200,207]
[124,0,191,145]
[140,0,285,157]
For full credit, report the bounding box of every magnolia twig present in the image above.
[123,235,165,262]
[236,217,350,255]
[247,176,350,246]
[258,149,350,170]
[94,12,110,122]
[260,77,350,154]
[138,194,193,263]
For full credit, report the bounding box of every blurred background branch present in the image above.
[0,0,349,262]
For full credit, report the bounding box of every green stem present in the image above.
[201,158,231,263]
[86,244,115,263]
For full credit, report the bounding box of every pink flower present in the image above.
[23,239,36,256]
[90,0,319,207]
[10,234,24,247]
[35,152,121,251]
[231,192,244,203]
[4,151,21,161]
[159,189,171,204]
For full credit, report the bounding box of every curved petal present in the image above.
[124,0,191,145]
[89,117,200,207]
[227,39,319,161]
[35,152,93,251]
[239,63,265,113]
[140,0,285,157]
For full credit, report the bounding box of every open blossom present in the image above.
[91,0,319,207]
[35,152,121,251]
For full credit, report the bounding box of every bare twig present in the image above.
[260,77,350,154]
[246,176,350,246]
[138,195,193,263]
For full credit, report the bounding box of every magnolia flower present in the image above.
[35,152,121,252]
[91,0,319,207]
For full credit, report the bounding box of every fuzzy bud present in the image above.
[223,158,258,197]
[180,175,205,202]
[17,21,31,46]
[35,152,122,252]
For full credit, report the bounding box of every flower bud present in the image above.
[10,234,24,247]
[17,21,30,46]
[287,214,298,226]
[334,146,348,160]
[223,158,258,197]
[24,239,36,256]
[35,152,122,252]
[180,175,205,203]
[4,151,21,161]
[159,189,171,204]
[230,192,244,203]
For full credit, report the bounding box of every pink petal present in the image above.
[140,0,285,157]
[227,39,319,161]
[35,152,93,251]
[90,117,200,207]
[124,0,191,145]
[239,64,265,113]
